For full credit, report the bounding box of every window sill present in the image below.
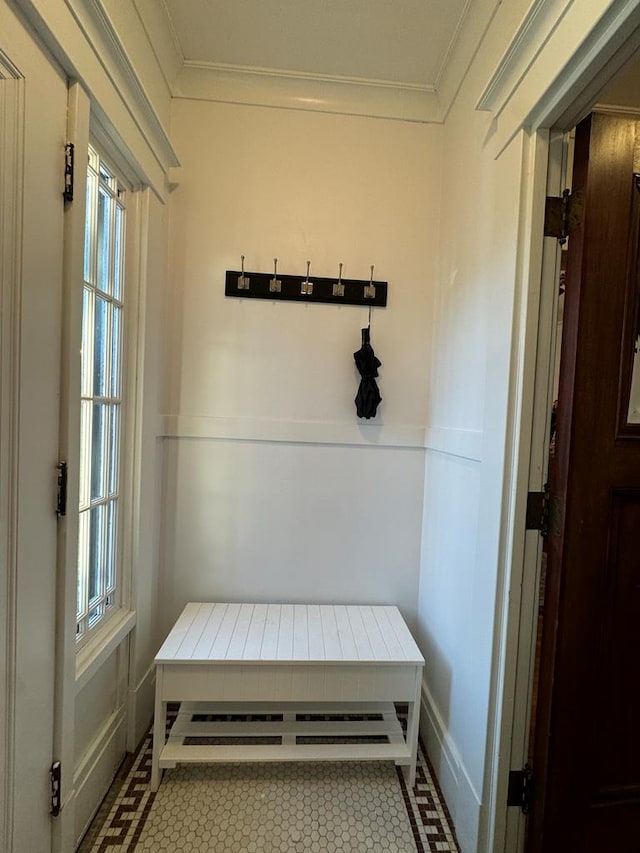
[76,608,136,693]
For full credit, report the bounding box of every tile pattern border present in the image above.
[80,708,459,852]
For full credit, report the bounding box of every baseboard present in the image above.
[420,679,482,853]
[127,663,156,751]
[73,705,127,847]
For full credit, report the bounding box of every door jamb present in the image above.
[488,17,640,853]
[52,80,91,853]
[0,66,25,853]
[492,130,569,853]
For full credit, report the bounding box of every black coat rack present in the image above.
[225,261,388,308]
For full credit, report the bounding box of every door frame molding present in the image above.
[488,5,640,852]
[0,60,25,853]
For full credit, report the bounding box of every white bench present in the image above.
[151,602,424,791]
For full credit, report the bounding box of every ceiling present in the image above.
[161,0,471,90]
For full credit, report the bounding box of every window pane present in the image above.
[78,145,126,643]
[77,510,89,621]
[97,188,111,294]
[84,170,96,285]
[81,287,93,397]
[90,403,107,501]
[79,400,92,508]
[111,306,121,397]
[88,605,103,627]
[99,162,113,186]
[88,504,104,606]
[93,295,109,397]
[114,204,124,301]
[106,500,117,592]
[108,406,119,495]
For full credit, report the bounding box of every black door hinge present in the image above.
[63,142,74,202]
[50,760,61,816]
[526,484,550,536]
[526,484,563,537]
[56,461,68,517]
[507,764,533,814]
[544,189,582,243]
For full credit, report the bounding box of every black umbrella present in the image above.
[353,326,382,419]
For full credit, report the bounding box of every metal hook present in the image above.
[364,265,376,299]
[332,262,345,297]
[237,254,250,290]
[270,257,281,293]
[301,260,313,295]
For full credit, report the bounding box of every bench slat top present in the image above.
[155,603,424,665]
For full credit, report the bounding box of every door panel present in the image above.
[0,5,67,852]
[529,112,640,852]
[596,489,640,791]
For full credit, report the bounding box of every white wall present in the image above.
[161,98,441,636]
[418,18,527,853]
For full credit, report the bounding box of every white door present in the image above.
[0,5,68,852]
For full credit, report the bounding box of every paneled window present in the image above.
[77,145,126,642]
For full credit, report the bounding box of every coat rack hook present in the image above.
[238,254,250,290]
[333,262,345,297]
[270,257,281,293]
[301,260,313,295]
[364,264,376,299]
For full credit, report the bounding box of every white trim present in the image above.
[436,0,503,121]
[132,0,186,93]
[476,0,570,115]
[419,679,461,804]
[0,49,22,79]
[431,0,475,93]
[64,0,178,172]
[419,678,482,853]
[161,414,427,449]
[173,61,442,124]
[425,426,483,462]
[72,704,127,847]
[75,609,136,692]
[475,0,640,155]
[482,129,551,853]
[593,101,640,118]
[476,6,640,853]
[126,663,155,751]
[0,71,24,853]
[13,0,178,198]
[53,80,91,853]
[160,414,485,458]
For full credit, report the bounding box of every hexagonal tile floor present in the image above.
[79,714,458,852]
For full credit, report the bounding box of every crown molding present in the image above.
[475,0,568,116]
[132,0,183,94]
[436,0,502,120]
[0,49,23,79]
[173,61,443,123]
[13,0,179,192]
[594,102,640,118]
[474,0,640,155]
[66,0,179,170]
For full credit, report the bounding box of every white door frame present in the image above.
[0,60,25,853]
[52,80,91,853]
[0,11,68,850]
[489,7,640,853]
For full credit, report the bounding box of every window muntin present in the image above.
[76,146,126,642]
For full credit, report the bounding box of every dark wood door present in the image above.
[528,112,640,852]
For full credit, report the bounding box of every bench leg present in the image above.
[150,669,165,792]
[403,675,422,789]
